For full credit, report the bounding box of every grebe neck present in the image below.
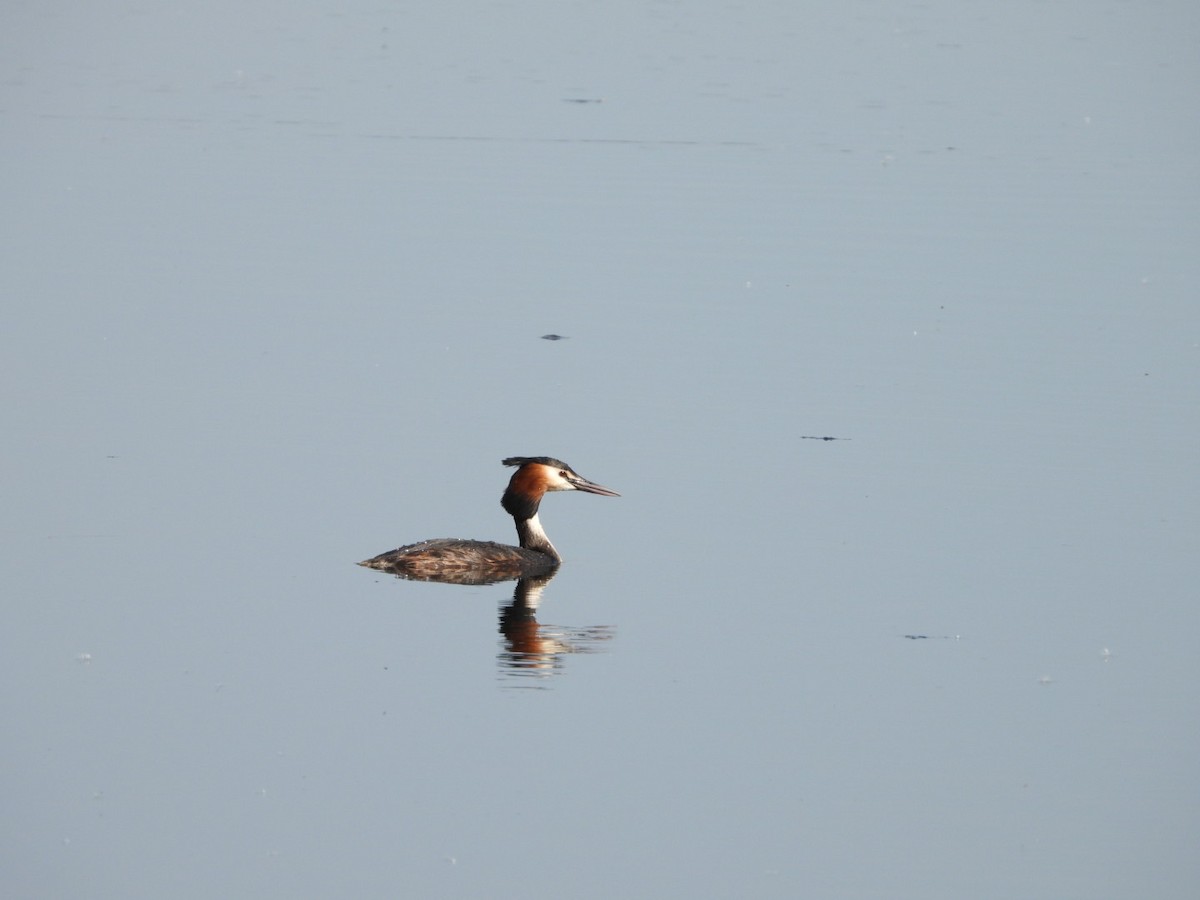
[515,513,560,562]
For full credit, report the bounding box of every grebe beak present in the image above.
[569,474,620,497]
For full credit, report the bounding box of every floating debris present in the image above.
[800,435,849,441]
[540,334,568,341]
[903,634,961,640]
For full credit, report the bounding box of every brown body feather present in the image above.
[358,538,558,585]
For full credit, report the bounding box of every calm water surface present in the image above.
[3,2,1197,898]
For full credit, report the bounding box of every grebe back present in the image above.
[359,456,618,582]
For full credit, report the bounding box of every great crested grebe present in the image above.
[358,457,619,581]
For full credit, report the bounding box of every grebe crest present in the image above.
[359,456,619,584]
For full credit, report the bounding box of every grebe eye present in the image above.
[560,470,569,478]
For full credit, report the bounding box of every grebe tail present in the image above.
[359,456,618,583]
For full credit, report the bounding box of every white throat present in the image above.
[515,512,560,561]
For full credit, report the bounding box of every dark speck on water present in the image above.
[541,334,568,341]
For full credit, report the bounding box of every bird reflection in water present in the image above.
[365,566,613,683]
[497,573,613,684]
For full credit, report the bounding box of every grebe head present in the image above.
[500,456,619,519]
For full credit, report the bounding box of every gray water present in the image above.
[4,2,1198,898]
